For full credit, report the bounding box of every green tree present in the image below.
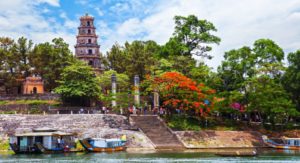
[11,37,33,77]
[247,75,298,124]
[163,15,221,58]
[106,43,128,73]
[55,60,101,106]
[30,38,74,91]
[282,50,300,110]
[98,70,130,93]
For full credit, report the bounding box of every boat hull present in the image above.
[79,139,126,152]
[262,136,300,150]
[10,143,82,154]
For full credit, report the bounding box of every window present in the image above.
[88,29,91,34]
[88,60,93,66]
[88,39,92,43]
[88,49,93,54]
[87,21,90,26]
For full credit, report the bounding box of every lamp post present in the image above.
[111,74,117,107]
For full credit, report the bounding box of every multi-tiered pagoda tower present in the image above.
[75,14,102,73]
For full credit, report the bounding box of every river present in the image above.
[1,149,300,163]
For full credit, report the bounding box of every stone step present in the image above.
[131,115,183,149]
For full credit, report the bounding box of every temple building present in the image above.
[75,13,102,73]
[23,76,44,94]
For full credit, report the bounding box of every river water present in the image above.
[1,149,300,163]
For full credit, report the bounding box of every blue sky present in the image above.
[0,0,300,69]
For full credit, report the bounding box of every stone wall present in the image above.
[0,114,154,149]
[175,131,265,148]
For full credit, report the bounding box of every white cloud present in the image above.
[99,0,300,70]
[0,0,77,53]
[95,7,104,16]
[36,0,60,7]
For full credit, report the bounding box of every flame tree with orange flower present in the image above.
[148,71,217,117]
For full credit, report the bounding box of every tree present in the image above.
[106,40,160,81]
[0,37,14,73]
[98,70,130,93]
[164,15,220,58]
[149,72,216,117]
[217,39,287,117]
[106,43,128,73]
[55,60,101,106]
[29,38,74,91]
[282,50,300,110]
[247,75,298,124]
[11,37,33,77]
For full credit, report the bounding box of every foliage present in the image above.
[55,60,101,106]
[150,71,217,117]
[246,75,298,124]
[0,100,60,106]
[29,38,74,91]
[98,70,130,92]
[106,40,160,81]
[282,50,300,111]
[162,15,221,58]
[167,115,201,131]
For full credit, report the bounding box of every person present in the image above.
[133,105,136,115]
[57,137,61,148]
[121,135,127,142]
[159,107,164,115]
[60,138,65,148]
[80,108,84,114]
[102,106,106,114]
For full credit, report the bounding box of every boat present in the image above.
[9,128,78,154]
[79,136,126,152]
[262,135,300,150]
[215,150,257,157]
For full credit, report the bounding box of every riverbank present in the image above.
[0,114,294,151]
[0,114,155,150]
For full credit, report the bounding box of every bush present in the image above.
[167,115,201,131]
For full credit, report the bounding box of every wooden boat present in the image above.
[79,137,126,152]
[215,150,257,157]
[262,135,300,150]
[9,128,78,154]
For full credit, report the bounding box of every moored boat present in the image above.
[262,135,300,150]
[79,136,126,152]
[215,150,257,157]
[9,128,78,154]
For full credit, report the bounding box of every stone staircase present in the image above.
[130,115,184,149]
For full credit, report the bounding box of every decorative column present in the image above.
[134,75,140,106]
[111,74,117,107]
[153,89,159,110]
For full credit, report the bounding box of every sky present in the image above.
[0,0,300,70]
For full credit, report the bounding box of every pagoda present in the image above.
[75,13,102,73]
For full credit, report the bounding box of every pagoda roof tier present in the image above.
[76,55,101,59]
[75,44,100,48]
[76,35,98,38]
[78,26,96,29]
[80,14,94,20]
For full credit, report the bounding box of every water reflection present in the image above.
[1,148,300,162]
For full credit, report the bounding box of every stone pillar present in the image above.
[111,74,117,107]
[134,75,140,106]
[153,89,159,111]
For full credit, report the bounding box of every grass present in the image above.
[165,115,242,131]
[0,100,60,106]
[166,115,202,131]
